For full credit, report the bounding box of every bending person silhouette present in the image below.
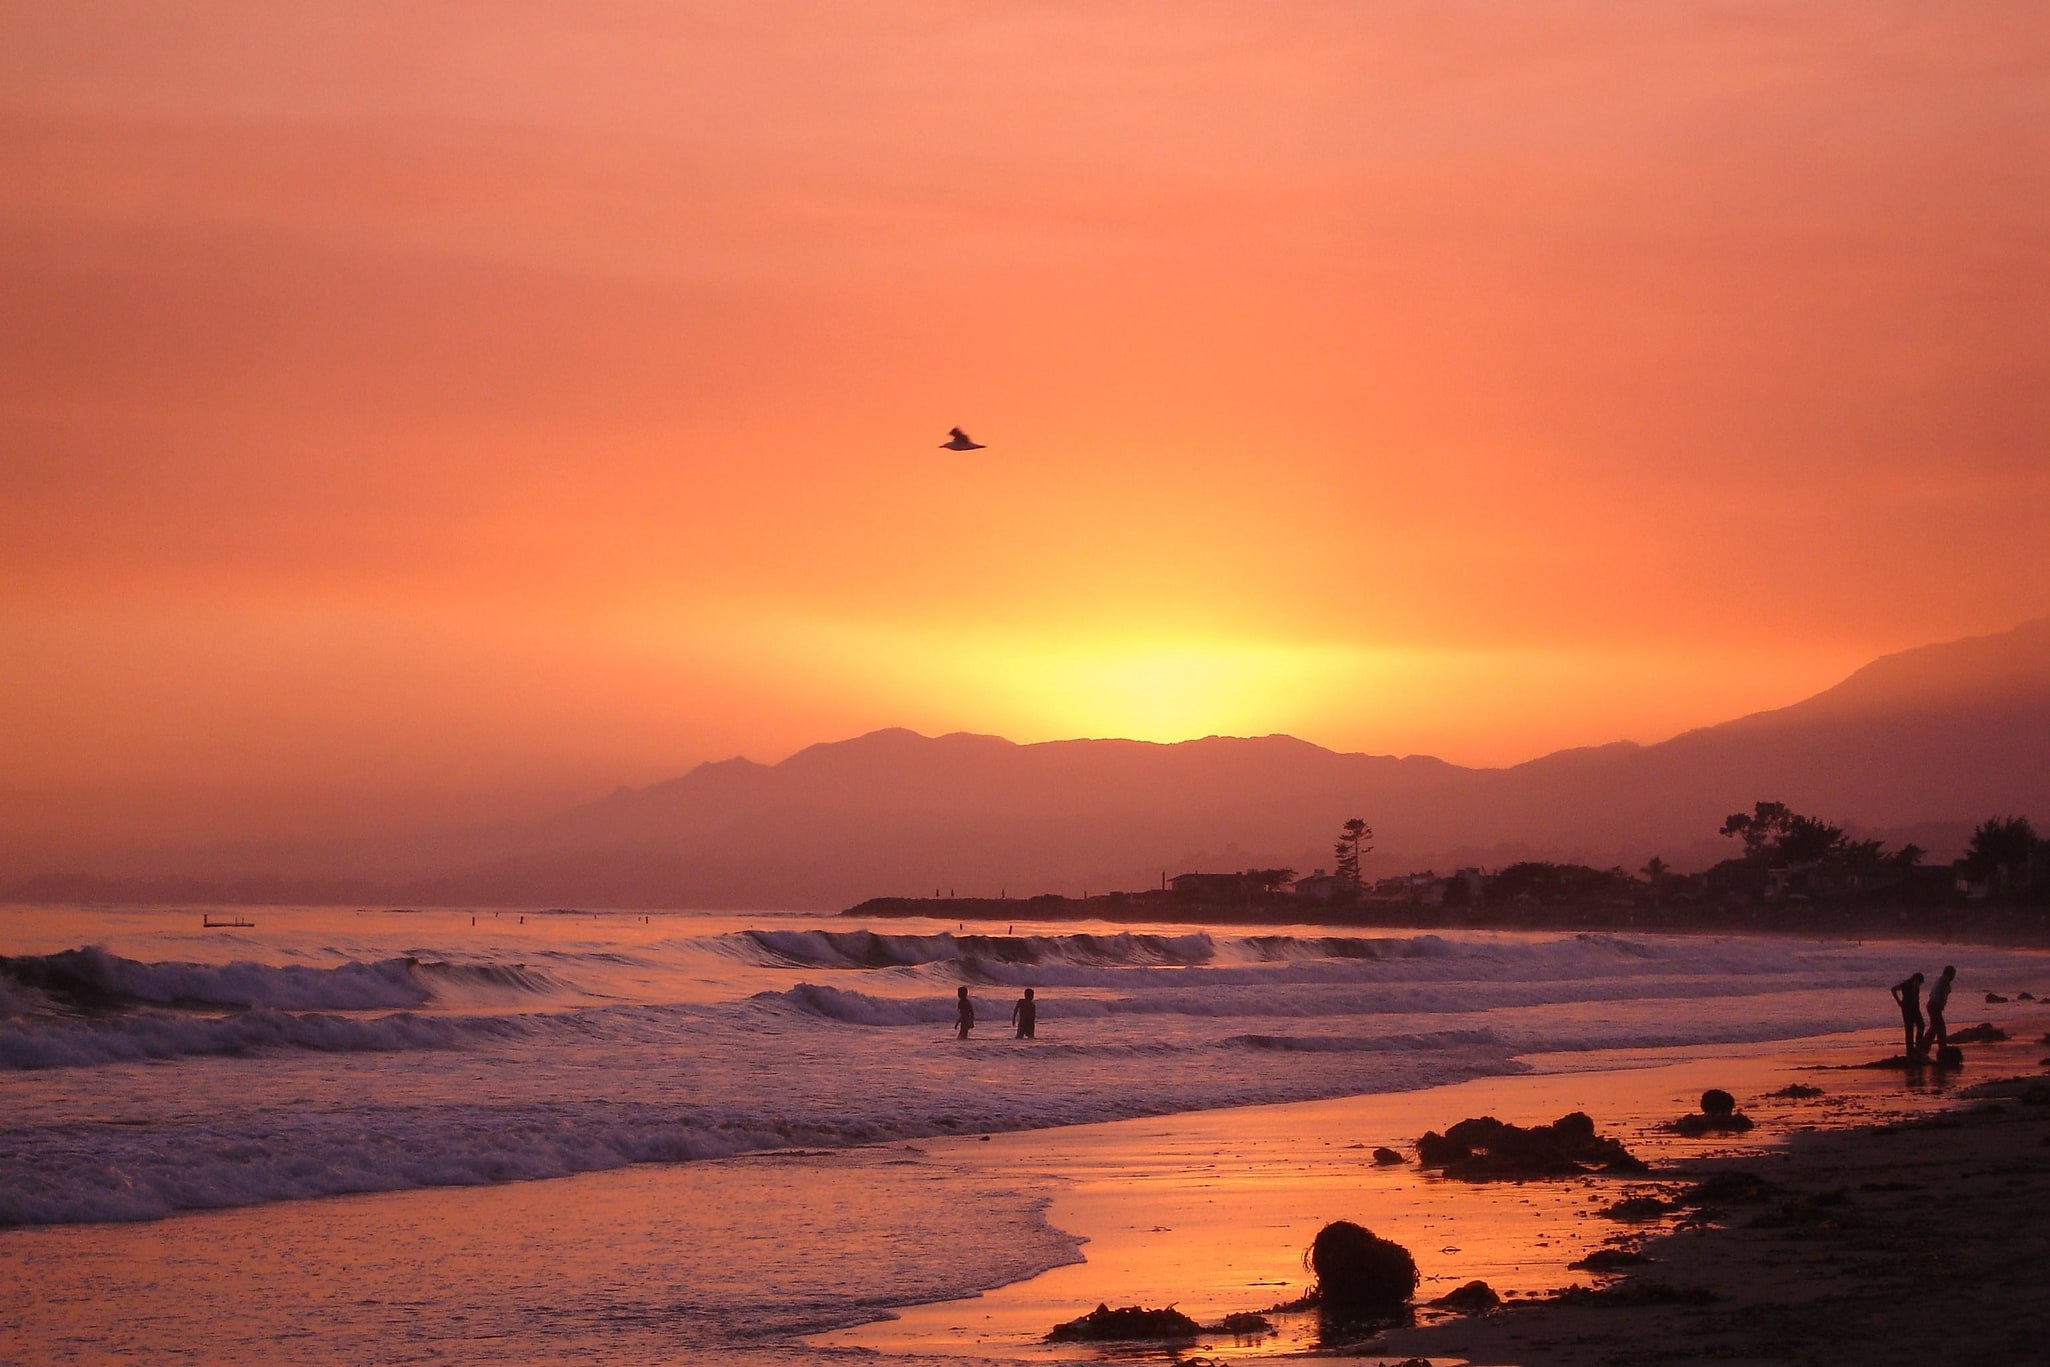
[1890,972,1926,1057]
[956,986,975,1040]
[1922,965,1956,1054]
[1011,987,1036,1039]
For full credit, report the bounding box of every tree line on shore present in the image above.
[1213,807,2050,924]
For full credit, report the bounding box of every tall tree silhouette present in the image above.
[1334,817,1373,885]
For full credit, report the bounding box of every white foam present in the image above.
[3,913,2044,1229]
[0,1008,531,1071]
[0,946,566,1016]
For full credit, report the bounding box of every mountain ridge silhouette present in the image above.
[8,619,2045,908]
[394,617,2049,908]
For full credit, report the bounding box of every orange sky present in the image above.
[3,3,2047,863]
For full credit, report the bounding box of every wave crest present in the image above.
[0,1008,534,1071]
[0,947,558,1017]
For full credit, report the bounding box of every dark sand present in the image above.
[1374,1071,2050,1366]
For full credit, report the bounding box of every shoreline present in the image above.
[4,1018,2042,1364]
[845,895,2050,948]
[1375,1063,2050,1365]
[819,1022,2050,1362]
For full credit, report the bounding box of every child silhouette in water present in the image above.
[956,986,974,1040]
[1012,987,1036,1039]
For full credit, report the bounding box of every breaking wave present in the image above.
[0,1008,533,1071]
[733,928,1221,970]
[7,911,2042,1229]
[0,947,561,1016]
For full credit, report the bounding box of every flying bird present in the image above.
[939,427,985,451]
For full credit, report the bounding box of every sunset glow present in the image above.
[3,2,2045,861]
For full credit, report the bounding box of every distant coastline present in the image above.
[843,893,2050,945]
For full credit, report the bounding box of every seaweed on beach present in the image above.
[1747,1187,1860,1232]
[1549,1280,1720,1307]
[1416,1111,1646,1180]
[1673,1110,1756,1136]
[1306,1219,1419,1314]
[1211,1311,1274,1335]
[1672,1088,1756,1136]
[1600,1194,1671,1221]
[1679,1170,1781,1208]
[1045,1303,1201,1342]
[1949,1023,2009,1045]
[1858,1053,1964,1071]
[1427,1279,1501,1314]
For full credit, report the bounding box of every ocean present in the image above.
[4,904,2044,1363]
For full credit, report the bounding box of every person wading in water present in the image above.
[1011,987,1036,1039]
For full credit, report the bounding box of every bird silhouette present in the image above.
[939,427,985,451]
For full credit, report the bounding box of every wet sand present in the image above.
[824,1024,2039,1362]
[1376,1064,2050,1365]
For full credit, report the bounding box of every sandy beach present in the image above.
[824,1021,2050,1363]
[1377,1066,2050,1366]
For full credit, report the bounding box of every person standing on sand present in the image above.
[1891,971,1926,1056]
[956,986,975,1040]
[1922,965,1956,1054]
[1011,987,1036,1039]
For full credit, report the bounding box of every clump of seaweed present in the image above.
[1678,1170,1780,1208]
[1600,1194,1671,1221]
[1045,1303,1200,1342]
[1416,1111,1646,1180]
[1428,1279,1501,1314]
[1671,1087,1755,1135]
[1211,1311,1274,1335]
[1306,1219,1419,1314]
[1767,1083,1824,1099]
[1949,1023,2008,1045]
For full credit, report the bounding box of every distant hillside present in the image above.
[11,619,2047,909]
[380,619,2049,909]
